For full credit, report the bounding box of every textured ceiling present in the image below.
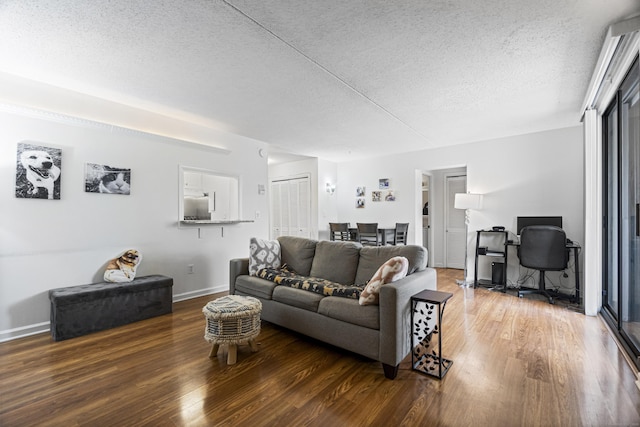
[0,0,637,162]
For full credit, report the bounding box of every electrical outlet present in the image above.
[187,264,194,274]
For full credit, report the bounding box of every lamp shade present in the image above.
[454,193,483,210]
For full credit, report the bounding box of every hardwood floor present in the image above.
[1,268,639,426]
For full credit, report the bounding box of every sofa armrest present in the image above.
[378,267,437,366]
[229,258,250,295]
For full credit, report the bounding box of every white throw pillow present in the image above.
[249,237,281,276]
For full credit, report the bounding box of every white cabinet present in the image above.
[184,172,204,197]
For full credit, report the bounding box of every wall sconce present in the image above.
[326,182,336,195]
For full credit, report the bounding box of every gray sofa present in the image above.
[229,236,437,379]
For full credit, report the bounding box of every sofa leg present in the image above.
[382,363,399,379]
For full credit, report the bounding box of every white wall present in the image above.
[337,126,584,294]
[0,109,269,341]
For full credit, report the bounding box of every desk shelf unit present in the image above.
[473,229,508,292]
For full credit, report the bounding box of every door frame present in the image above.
[415,170,433,267]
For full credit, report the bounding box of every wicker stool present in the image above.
[202,295,262,365]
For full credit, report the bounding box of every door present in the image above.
[619,58,640,354]
[445,175,466,269]
[270,177,311,239]
[602,56,640,369]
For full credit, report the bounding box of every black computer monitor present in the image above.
[516,216,563,235]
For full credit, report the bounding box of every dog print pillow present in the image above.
[104,249,142,283]
[359,256,409,306]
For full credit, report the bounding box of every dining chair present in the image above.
[356,223,381,246]
[329,222,350,241]
[393,223,409,245]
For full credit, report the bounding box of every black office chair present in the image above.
[392,223,409,245]
[356,223,381,246]
[517,225,568,304]
[329,222,350,241]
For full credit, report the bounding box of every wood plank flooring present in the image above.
[1,268,639,426]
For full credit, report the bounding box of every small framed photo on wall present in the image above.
[379,178,390,189]
[372,191,382,202]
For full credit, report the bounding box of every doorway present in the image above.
[419,167,467,268]
[421,174,430,253]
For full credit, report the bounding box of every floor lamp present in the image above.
[454,192,483,286]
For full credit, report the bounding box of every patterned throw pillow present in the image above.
[358,256,409,306]
[249,237,281,276]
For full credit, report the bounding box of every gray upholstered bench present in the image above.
[49,275,173,341]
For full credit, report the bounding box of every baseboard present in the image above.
[0,322,50,343]
[172,285,227,302]
[0,285,228,343]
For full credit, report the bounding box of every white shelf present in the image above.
[180,220,254,225]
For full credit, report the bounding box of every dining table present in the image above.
[347,226,396,245]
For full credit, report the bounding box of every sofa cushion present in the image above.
[318,297,380,330]
[249,237,281,276]
[355,245,427,285]
[277,236,317,276]
[359,256,409,306]
[310,240,362,285]
[234,275,278,300]
[273,286,325,312]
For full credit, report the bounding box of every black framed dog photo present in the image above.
[85,163,131,195]
[15,142,62,200]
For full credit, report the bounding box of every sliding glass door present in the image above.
[603,56,640,368]
[620,58,640,353]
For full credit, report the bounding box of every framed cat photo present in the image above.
[85,163,131,195]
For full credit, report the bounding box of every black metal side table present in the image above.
[411,289,453,379]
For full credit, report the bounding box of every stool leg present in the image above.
[208,343,219,358]
[249,338,258,352]
[227,344,237,365]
